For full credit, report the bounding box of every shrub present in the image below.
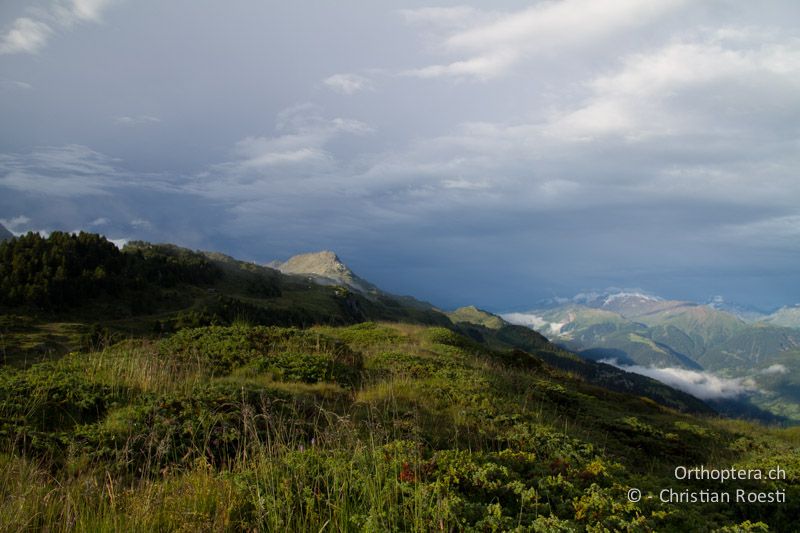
[159,325,363,384]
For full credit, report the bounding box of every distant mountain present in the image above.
[0,224,12,241]
[445,307,716,415]
[504,290,800,423]
[576,291,686,317]
[762,305,800,329]
[706,296,768,322]
[447,305,506,329]
[269,251,380,296]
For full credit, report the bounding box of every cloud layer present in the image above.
[601,360,758,400]
[2,1,800,310]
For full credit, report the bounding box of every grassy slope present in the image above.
[0,322,797,531]
[448,306,507,330]
[0,243,450,366]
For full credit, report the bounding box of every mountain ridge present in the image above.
[503,290,800,422]
[269,250,381,296]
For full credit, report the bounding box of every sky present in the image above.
[1,0,799,312]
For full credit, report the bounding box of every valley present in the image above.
[503,292,800,424]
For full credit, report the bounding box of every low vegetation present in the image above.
[1,233,798,531]
[0,322,797,531]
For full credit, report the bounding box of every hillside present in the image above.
[0,233,452,365]
[2,322,798,530]
[505,292,800,424]
[0,233,715,416]
[763,305,800,329]
[0,224,11,241]
[1,234,798,530]
[447,305,506,329]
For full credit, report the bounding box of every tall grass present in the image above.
[0,396,455,532]
[83,340,204,397]
[1,322,796,531]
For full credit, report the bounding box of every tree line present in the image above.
[0,232,221,310]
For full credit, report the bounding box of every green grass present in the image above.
[0,322,797,531]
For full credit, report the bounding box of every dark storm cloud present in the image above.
[2,0,800,309]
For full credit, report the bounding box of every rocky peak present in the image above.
[269,250,377,295]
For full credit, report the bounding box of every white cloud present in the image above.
[130,218,152,230]
[51,0,115,27]
[70,0,114,23]
[191,105,372,200]
[502,312,548,329]
[441,178,490,190]
[404,0,686,80]
[323,73,373,95]
[230,115,370,171]
[0,215,32,235]
[546,34,800,141]
[0,0,117,55]
[0,18,52,55]
[760,364,788,375]
[89,217,110,226]
[407,49,519,81]
[114,115,161,126]
[602,360,758,400]
[502,312,569,336]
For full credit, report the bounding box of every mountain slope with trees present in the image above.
[0,233,798,530]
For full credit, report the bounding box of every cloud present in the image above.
[719,215,800,245]
[0,145,121,196]
[130,218,153,230]
[114,115,161,126]
[2,2,800,310]
[502,312,547,329]
[403,0,686,80]
[398,6,483,28]
[760,364,788,375]
[601,360,757,400]
[360,23,800,223]
[502,312,570,336]
[0,80,33,90]
[323,73,373,95]
[546,33,800,141]
[407,49,519,81]
[0,0,116,55]
[0,215,32,235]
[190,105,373,201]
[89,217,110,226]
[0,215,52,237]
[0,18,53,55]
[69,0,114,23]
[441,178,490,190]
[0,145,173,197]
